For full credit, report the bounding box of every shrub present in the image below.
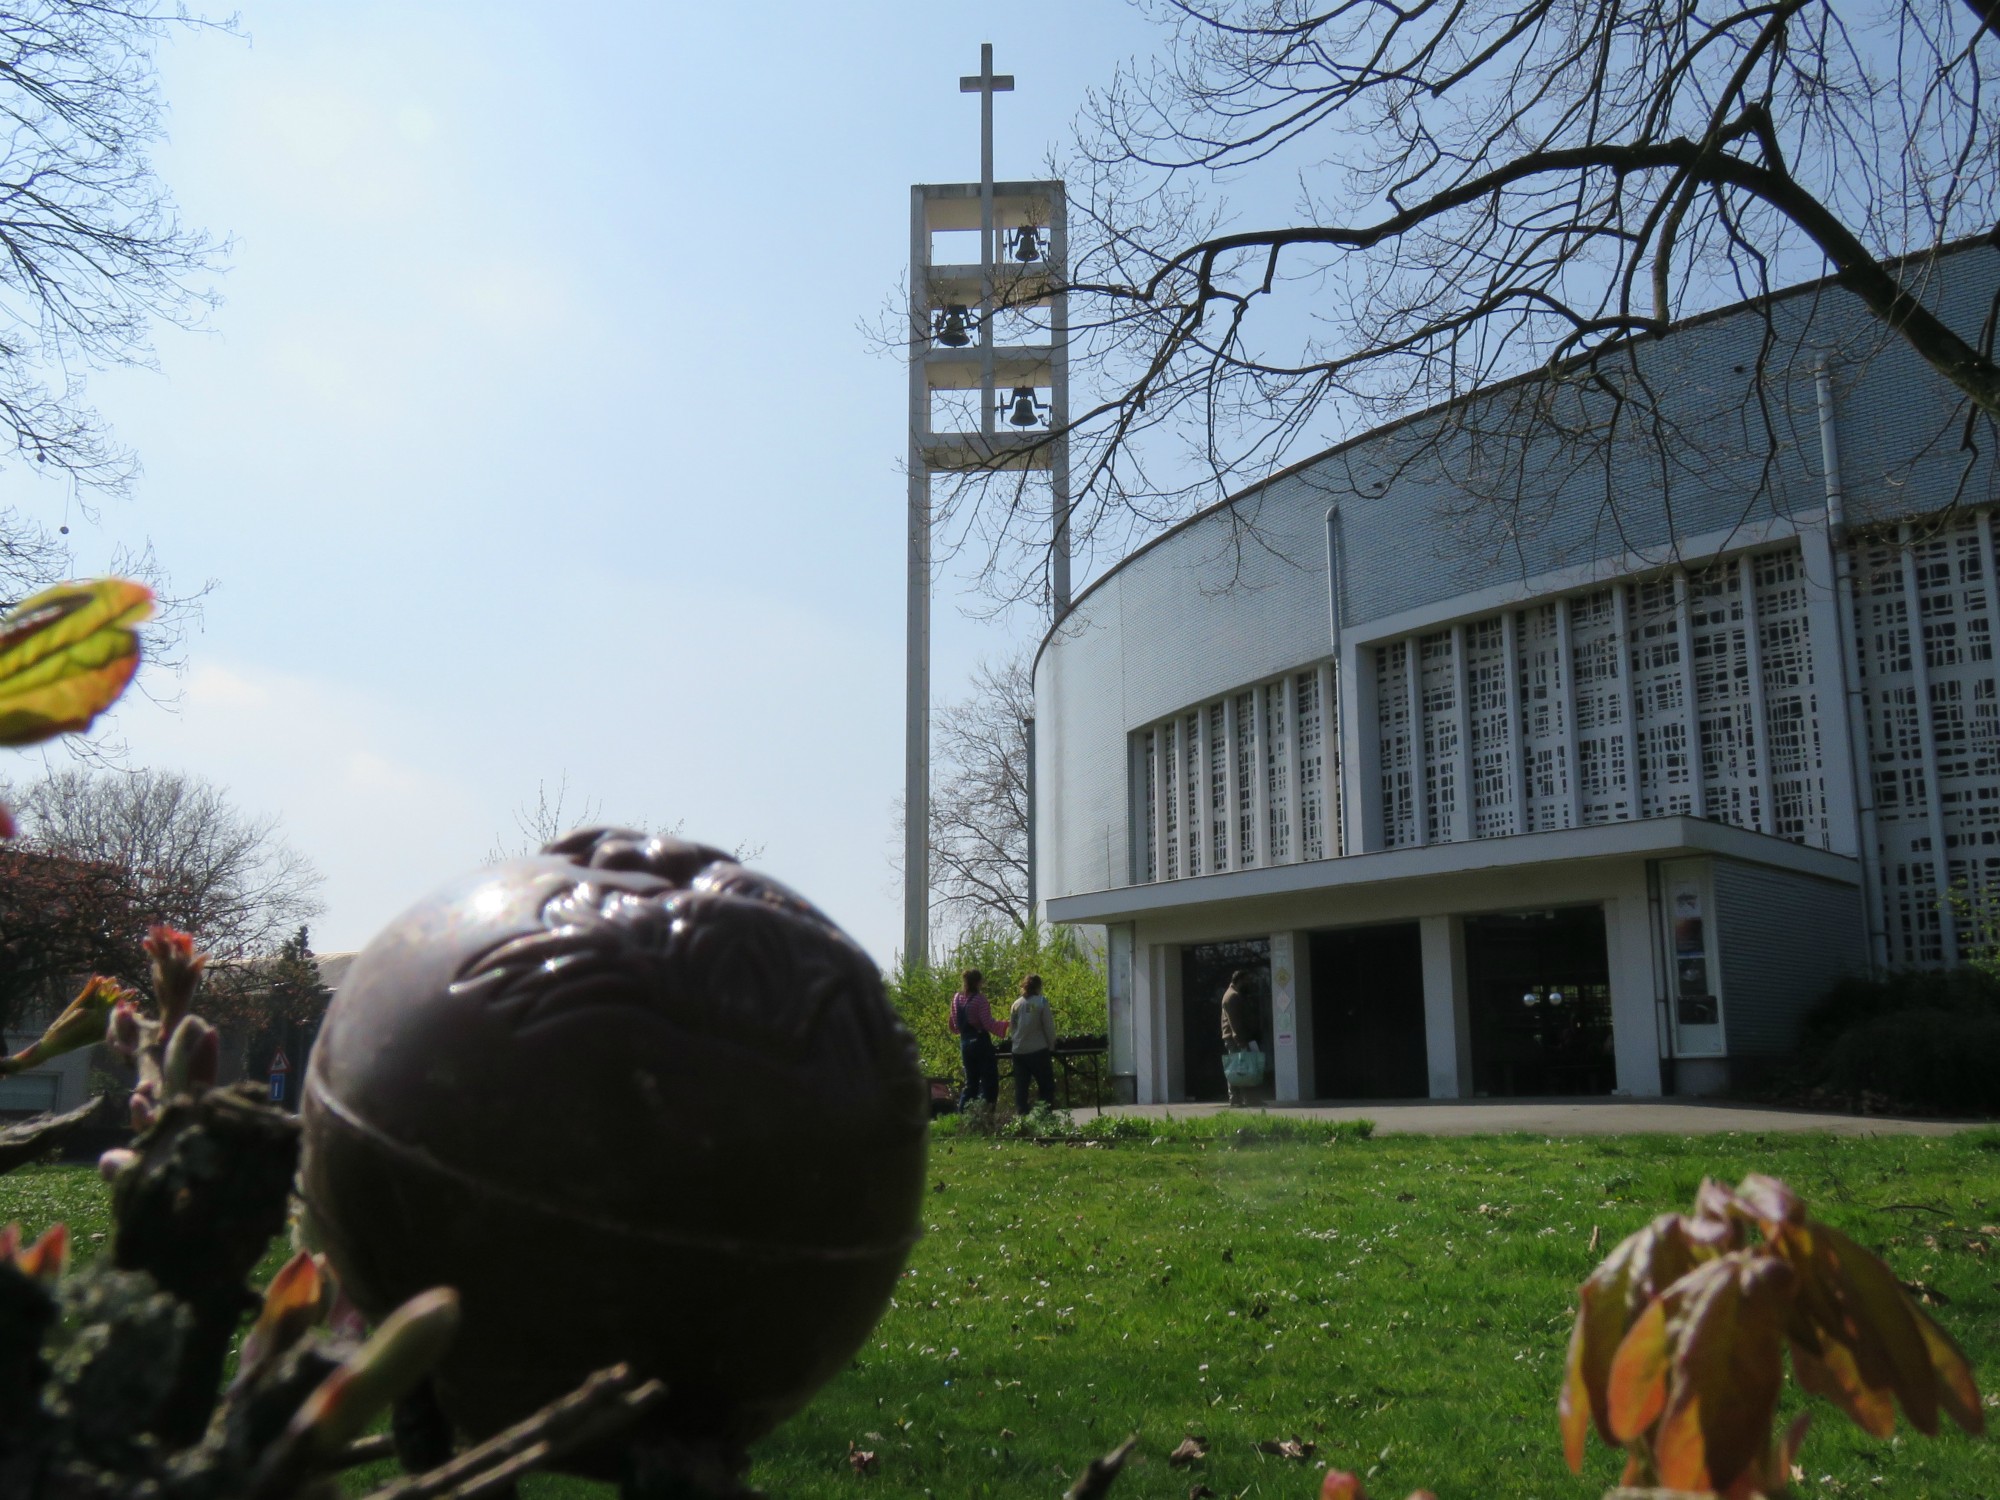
[1797,967,2000,1112]
[1819,1008,2000,1114]
[888,923,1107,1086]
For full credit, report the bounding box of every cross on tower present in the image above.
[959,42,1013,191]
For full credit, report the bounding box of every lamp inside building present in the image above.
[1004,385,1045,427]
[1012,225,1043,262]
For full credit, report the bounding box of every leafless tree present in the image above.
[489,773,765,866]
[487,772,603,862]
[6,767,324,965]
[929,0,2000,599]
[0,1,224,495]
[929,652,1033,935]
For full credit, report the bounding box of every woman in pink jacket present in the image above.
[950,967,1007,1109]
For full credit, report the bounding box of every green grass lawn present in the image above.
[8,1124,2000,1499]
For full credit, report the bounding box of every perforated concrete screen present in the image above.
[1132,542,1835,885]
[1852,510,2000,967]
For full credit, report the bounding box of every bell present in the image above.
[1012,225,1043,262]
[933,305,972,348]
[1005,386,1042,428]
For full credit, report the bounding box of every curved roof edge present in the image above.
[1032,234,1994,679]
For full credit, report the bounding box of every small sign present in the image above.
[268,1047,292,1075]
[269,1072,286,1103]
[268,1047,292,1106]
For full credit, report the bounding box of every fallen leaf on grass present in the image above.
[1001,1428,1016,1440]
[1168,1436,1210,1467]
[1190,1486,1217,1500]
[848,1443,878,1476]
[1259,1438,1317,1460]
[1395,1191,1416,1203]
[1900,1277,1952,1307]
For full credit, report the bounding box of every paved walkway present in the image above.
[1094,1097,1980,1136]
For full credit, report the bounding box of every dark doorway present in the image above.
[1463,908,1614,1097]
[1180,940,1269,1102]
[1308,924,1428,1099]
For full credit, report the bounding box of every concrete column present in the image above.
[1269,931,1315,1102]
[1604,877,1665,1096]
[1161,945,1186,1102]
[1106,924,1135,1083]
[1419,915,1472,1099]
[1131,941,1159,1103]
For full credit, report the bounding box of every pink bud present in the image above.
[106,998,142,1054]
[130,1092,157,1132]
[98,1148,138,1182]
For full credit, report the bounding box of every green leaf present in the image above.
[0,578,152,747]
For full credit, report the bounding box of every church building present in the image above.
[1034,241,2000,1103]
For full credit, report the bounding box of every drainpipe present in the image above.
[1647,860,1677,1097]
[1023,714,1037,934]
[1324,506,1344,856]
[1817,363,1887,970]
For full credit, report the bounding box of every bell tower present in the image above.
[904,43,1070,965]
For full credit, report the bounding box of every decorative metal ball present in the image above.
[299,829,927,1461]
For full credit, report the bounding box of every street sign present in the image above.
[269,1046,292,1104]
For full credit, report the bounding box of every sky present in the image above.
[0,2,1176,966]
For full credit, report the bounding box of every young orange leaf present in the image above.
[1913,1295,1985,1436]
[15,1223,68,1282]
[1606,1296,1672,1442]
[238,1249,328,1383]
[1650,1252,1794,1494]
[1790,1324,1899,1438]
[1807,1220,1944,1435]
[0,579,152,747]
[1561,1211,1707,1462]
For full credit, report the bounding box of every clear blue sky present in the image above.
[1,2,1186,965]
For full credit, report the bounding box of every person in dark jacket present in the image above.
[950,968,1007,1109]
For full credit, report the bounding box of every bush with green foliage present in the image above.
[888,922,1107,1084]
[1797,967,2000,1113]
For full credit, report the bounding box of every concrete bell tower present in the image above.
[903,43,1070,966]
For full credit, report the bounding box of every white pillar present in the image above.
[1106,924,1135,1085]
[1131,941,1161,1103]
[1270,931,1315,1102]
[1605,881,1665,1096]
[1160,945,1185,1102]
[1419,915,1471,1098]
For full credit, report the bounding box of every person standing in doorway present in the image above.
[1008,973,1058,1115]
[951,968,1006,1110]
[1220,969,1253,1107]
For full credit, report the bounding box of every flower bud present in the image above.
[163,1013,218,1096]
[1,976,132,1074]
[97,1147,138,1183]
[105,997,142,1054]
[286,1287,461,1458]
[143,924,206,1033]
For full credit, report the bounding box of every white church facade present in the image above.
[1034,241,2000,1103]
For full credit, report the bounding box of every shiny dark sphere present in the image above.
[300,829,927,1460]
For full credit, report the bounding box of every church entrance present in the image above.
[1308,924,1428,1099]
[1179,940,1269,1103]
[1463,908,1615,1096]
